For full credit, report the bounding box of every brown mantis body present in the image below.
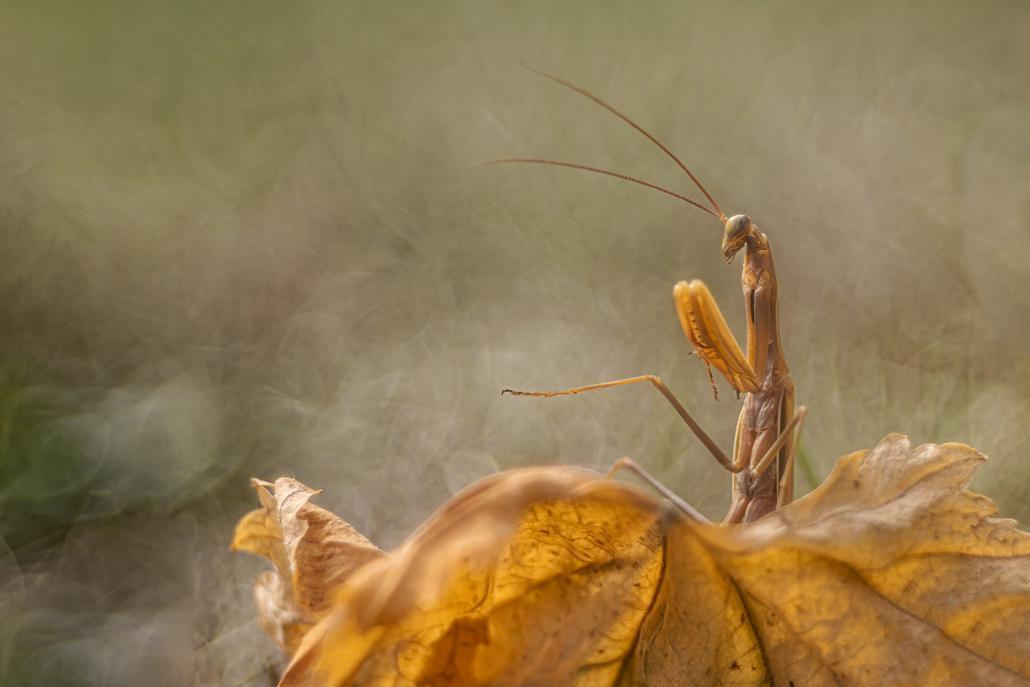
[493,68,807,524]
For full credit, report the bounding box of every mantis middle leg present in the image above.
[503,375,738,473]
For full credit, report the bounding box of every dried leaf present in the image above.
[281,466,665,686]
[246,436,1030,686]
[232,477,385,653]
[698,436,1030,685]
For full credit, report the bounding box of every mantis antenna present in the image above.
[516,64,726,223]
[478,158,720,218]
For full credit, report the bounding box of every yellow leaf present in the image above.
[232,477,385,654]
[699,435,1030,685]
[244,436,1030,686]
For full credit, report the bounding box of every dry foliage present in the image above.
[232,478,385,654]
[234,436,1030,686]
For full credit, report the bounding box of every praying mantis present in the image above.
[491,68,808,524]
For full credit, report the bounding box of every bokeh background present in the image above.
[2,1,1029,685]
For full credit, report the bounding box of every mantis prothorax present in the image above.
[490,67,807,524]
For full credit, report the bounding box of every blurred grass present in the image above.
[1,1,1029,685]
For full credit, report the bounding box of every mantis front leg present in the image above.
[674,279,761,397]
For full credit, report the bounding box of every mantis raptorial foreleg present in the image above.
[502,375,738,472]
[606,456,711,524]
[674,279,761,395]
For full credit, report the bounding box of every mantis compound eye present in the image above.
[725,214,752,239]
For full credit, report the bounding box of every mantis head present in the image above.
[721,214,753,263]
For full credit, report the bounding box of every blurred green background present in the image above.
[2,1,1028,685]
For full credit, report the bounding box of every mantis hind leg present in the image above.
[777,400,807,508]
[674,280,760,395]
[607,456,710,524]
